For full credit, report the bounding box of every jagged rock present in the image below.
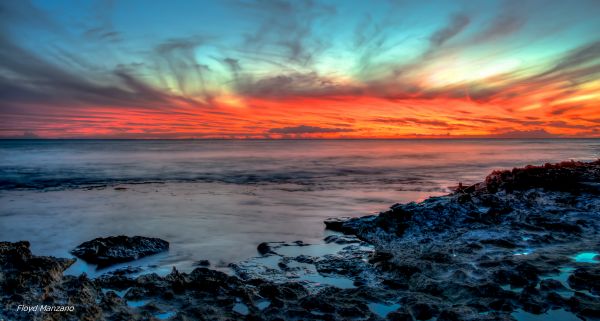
[257,242,275,255]
[193,259,211,266]
[568,267,600,295]
[70,235,169,266]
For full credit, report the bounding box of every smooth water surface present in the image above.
[1,139,598,273]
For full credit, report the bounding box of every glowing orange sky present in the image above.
[1,0,599,138]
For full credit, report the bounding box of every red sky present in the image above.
[1,1,599,139]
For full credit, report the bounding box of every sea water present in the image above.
[0,139,598,275]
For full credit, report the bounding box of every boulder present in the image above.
[71,235,169,266]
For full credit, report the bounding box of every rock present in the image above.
[106,266,143,276]
[484,160,600,193]
[70,235,169,266]
[324,217,352,232]
[257,242,275,255]
[194,259,211,267]
[539,279,568,292]
[387,311,413,321]
[0,241,75,291]
[408,302,438,320]
[568,267,600,295]
[568,292,600,319]
[323,234,361,244]
[324,215,377,234]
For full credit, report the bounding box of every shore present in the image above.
[1,160,599,321]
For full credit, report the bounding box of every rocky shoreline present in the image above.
[1,160,599,321]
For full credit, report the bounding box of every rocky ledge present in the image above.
[1,160,599,321]
[70,236,169,267]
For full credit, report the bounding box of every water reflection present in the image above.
[1,139,598,271]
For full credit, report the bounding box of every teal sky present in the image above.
[1,0,599,138]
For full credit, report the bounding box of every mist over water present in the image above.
[0,139,599,274]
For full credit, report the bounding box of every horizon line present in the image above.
[1,137,599,141]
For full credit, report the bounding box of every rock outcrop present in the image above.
[70,235,169,266]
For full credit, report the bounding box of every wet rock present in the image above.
[323,234,361,244]
[480,238,518,249]
[387,311,413,321]
[193,259,210,267]
[484,160,600,193]
[324,217,351,232]
[0,241,75,292]
[324,215,377,234]
[107,265,144,276]
[539,279,569,292]
[408,302,439,320]
[71,235,169,266]
[568,291,600,319]
[568,267,600,295]
[257,242,275,255]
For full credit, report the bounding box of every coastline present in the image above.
[1,160,599,321]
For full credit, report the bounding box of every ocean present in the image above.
[1,139,598,275]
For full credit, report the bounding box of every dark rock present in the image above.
[106,266,143,276]
[568,267,600,295]
[539,279,568,292]
[324,217,351,232]
[568,291,600,318]
[387,311,414,321]
[0,241,75,292]
[194,259,210,267]
[369,251,393,264]
[324,215,376,234]
[480,238,518,248]
[71,235,169,266]
[323,234,360,244]
[408,302,438,320]
[257,242,275,255]
[484,160,600,193]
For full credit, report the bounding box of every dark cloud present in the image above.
[154,36,211,98]
[0,21,203,118]
[237,72,358,98]
[547,41,600,74]
[222,57,246,87]
[0,0,58,31]
[477,13,524,41]
[268,125,354,134]
[429,14,470,48]
[493,129,560,139]
[0,1,199,114]
[84,27,121,42]
[236,0,335,65]
[352,13,406,77]
[223,57,241,74]
[371,117,449,127]
[546,121,590,130]
[470,0,526,43]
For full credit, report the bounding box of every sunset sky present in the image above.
[1,0,599,139]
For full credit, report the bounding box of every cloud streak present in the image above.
[1,0,599,138]
[268,125,354,134]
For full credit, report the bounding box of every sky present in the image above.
[1,0,599,139]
